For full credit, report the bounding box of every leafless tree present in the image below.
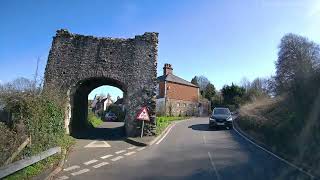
[275,33,320,93]
[240,77,251,92]
[196,76,210,91]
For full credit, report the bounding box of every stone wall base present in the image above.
[156,98,210,117]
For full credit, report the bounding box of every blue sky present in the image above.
[0,0,319,100]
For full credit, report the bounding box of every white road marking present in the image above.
[156,123,175,144]
[111,156,123,161]
[115,150,126,154]
[83,159,98,165]
[93,162,109,168]
[233,125,315,179]
[71,169,90,176]
[150,120,187,146]
[137,147,146,151]
[100,154,113,159]
[127,146,136,150]
[202,134,207,144]
[84,140,111,148]
[56,175,69,180]
[63,165,80,172]
[208,152,221,180]
[124,151,136,156]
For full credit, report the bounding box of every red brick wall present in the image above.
[166,82,198,102]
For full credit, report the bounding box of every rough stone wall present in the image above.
[156,98,211,117]
[166,99,199,116]
[44,29,158,137]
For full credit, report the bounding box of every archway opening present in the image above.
[70,77,127,140]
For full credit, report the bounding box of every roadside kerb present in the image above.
[149,121,176,145]
[127,118,190,146]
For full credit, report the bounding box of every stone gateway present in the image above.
[44,29,158,137]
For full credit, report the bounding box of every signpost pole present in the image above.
[140,120,144,138]
[137,106,149,138]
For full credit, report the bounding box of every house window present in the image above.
[177,103,180,107]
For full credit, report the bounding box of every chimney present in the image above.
[163,63,173,75]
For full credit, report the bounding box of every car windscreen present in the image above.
[214,108,230,115]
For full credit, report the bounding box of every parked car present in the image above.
[105,112,117,121]
[209,107,233,129]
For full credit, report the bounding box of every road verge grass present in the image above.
[156,116,188,135]
[87,110,103,128]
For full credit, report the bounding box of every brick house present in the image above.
[156,64,210,116]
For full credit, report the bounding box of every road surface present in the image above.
[56,117,311,180]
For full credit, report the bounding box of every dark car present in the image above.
[209,107,233,129]
[105,112,117,121]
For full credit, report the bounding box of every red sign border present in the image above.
[136,107,150,121]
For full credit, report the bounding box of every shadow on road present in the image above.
[71,122,126,141]
[188,123,230,131]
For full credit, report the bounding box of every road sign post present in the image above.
[136,107,150,138]
[141,120,144,138]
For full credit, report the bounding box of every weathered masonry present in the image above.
[44,29,158,137]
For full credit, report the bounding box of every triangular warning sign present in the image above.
[136,107,150,121]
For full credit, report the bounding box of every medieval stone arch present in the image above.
[44,29,158,137]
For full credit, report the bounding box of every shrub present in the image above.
[237,95,320,177]
[0,80,73,166]
[0,122,25,165]
[20,92,66,157]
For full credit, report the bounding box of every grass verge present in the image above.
[88,110,104,128]
[156,116,187,135]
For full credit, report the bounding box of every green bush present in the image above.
[0,86,74,179]
[21,94,65,156]
[0,122,24,165]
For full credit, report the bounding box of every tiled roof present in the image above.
[157,74,198,87]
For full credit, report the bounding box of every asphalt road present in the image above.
[56,117,312,180]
